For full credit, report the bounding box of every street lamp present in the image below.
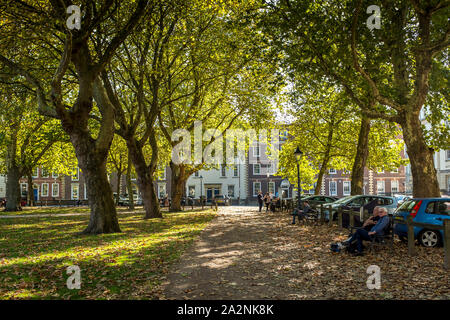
[294,147,303,210]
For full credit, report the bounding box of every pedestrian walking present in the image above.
[257,191,264,212]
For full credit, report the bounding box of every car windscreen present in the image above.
[397,199,419,212]
[332,196,356,204]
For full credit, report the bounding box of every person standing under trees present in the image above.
[264,192,271,212]
[257,191,264,212]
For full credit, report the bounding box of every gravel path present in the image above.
[160,206,450,300]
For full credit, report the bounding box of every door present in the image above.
[207,189,213,201]
[33,186,39,201]
[424,201,450,226]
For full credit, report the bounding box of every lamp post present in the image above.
[294,147,303,210]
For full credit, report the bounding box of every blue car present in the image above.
[393,198,450,247]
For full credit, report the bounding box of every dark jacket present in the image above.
[257,193,263,203]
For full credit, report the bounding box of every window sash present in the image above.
[41,183,49,197]
[343,181,351,195]
[71,184,79,200]
[228,185,235,197]
[391,180,399,193]
[52,183,59,197]
[253,182,261,196]
[377,181,385,193]
[329,181,337,196]
[268,182,275,194]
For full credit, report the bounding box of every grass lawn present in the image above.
[0,206,92,216]
[0,208,216,299]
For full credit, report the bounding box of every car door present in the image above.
[423,200,450,230]
[347,196,364,209]
[326,197,336,203]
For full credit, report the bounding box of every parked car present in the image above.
[214,194,231,206]
[393,194,411,207]
[302,195,338,206]
[323,195,398,226]
[119,194,142,206]
[393,198,450,247]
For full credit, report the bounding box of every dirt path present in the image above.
[160,206,450,300]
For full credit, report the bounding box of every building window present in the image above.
[233,165,238,177]
[253,145,260,157]
[41,183,49,197]
[71,184,79,200]
[52,183,59,197]
[329,181,337,196]
[447,176,450,192]
[377,180,385,194]
[267,162,277,175]
[188,185,196,197]
[391,180,399,193]
[268,182,275,194]
[221,164,226,177]
[52,171,59,178]
[228,185,235,198]
[253,164,261,175]
[41,168,50,178]
[72,168,79,181]
[32,167,39,178]
[158,184,166,198]
[84,184,88,200]
[447,150,450,160]
[391,168,399,173]
[195,171,199,177]
[253,182,261,196]
[329,168,336,174]
[377,168,384,174]
[20,183,28,197]
[343,181,351,196]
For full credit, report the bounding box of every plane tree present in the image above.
[262,0,449,197]
[0,0,150,233]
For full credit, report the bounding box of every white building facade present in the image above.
[0,175,5,198]
[435,149,450,196]
[185,163,247,204]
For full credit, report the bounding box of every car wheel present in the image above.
[418,230,441,248]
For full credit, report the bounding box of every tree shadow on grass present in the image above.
[0,211,217,299]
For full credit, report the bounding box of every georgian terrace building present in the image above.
[16,166,171,203]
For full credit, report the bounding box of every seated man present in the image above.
[361,206,381,231]
[291,200,312,224]
[343,207,390,256]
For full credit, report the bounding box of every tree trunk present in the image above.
[351,115,371,195]
[81,160,121,234]
[27,172,34,206]
[140,178,161,219]
[126,139,161,218]
[71,133,121,234]
[116,172,121,206]
[170,162,185,212]
[399,111,440,197]
[314,157,329,195]
[5,164,21,211]
[126,154,135,211]
[5,124,21,212]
